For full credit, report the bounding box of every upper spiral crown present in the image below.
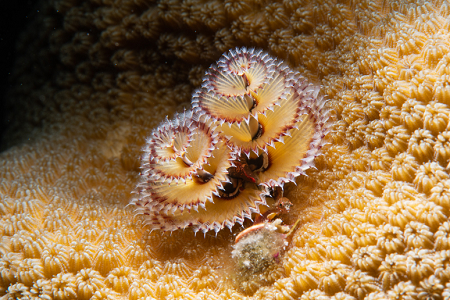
[133,47,330,233]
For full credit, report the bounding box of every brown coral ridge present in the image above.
[134,47,329,234]
[5,0,450,299]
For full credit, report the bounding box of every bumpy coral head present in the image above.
[133,47,329,233]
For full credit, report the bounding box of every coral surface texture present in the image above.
[2,0,450,299]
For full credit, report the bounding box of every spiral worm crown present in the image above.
[133,47,330,233]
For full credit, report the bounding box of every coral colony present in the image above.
[7,1,450,298]
[133,47,329,234]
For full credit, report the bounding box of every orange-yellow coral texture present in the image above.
[3,0,450,299]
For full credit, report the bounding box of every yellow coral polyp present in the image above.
[51,273,77,300]
[414,162,449,194]
[41,243,69,278]
[401,98,425,132]
[376,224,405,254]
[423,101,450,135]
[407,128,435,163]
[405,249,435,285]
[105,266,136,294]
[391,152,419,182]
[344,270,380,299]
[75,269,105,300]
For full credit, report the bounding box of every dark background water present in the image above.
[0,0,39,148]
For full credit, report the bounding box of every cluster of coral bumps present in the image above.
[2,0,450,299]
